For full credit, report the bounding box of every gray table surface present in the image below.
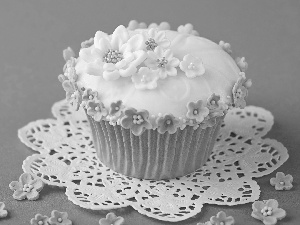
[1,0,300,224]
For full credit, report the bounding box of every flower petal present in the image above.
[26,189,40,200]
[13,190,27,200]
[252,201,265,211]
[9,181,23,191]
[97,38,111,54]
[263,216,277,225]
[103,70,120,81]
[166,66,177,76]
[126,34,145,51]
[94,31,109,49]
[111,25,129,49]
[272,208,286,219]
[266,199,279,209]
[31,179,44,191]
[19,173,33,185]
[251,211,264,220]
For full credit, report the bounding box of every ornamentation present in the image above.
[232,72,252,109]
[109,100,123,117]
[210,211,235,225]
[86,100,107,122]
[18,100,289,222]
[48,210,72,225]
[148,22,171,30]
[9,173,44,201]
[120,108,152,135]
[235,57,248,72]
[99,212,124,225]
[177,23,199,36]
[145,47,180,79]
[270,172,293,191]
[0,202,8,218]
[251,199,286,225]
[82,88,98,107]
[156,114,180,134]
[179,54,205,78]
[186,100,209,123]
[63,47,75,62]
[131,67,160,90]
[219,41,232,55]
[30,214,49,225]
[142,28,170,51]
[127,20,147,30]
[207,94,228,117]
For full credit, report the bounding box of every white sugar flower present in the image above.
[179,54,205,78]
[142,28,170,51]
[132,67,160,90]
[145,47,180,79]
[177,23,199,36]
[79,25,147,81]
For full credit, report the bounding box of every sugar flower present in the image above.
[207,93,227,117]
[120,108,152,135]
[219,40,232,55]
[148,22,171,30]
[81,37,94,48]
[86,100,107,122]
[81,88,98,107]
[79,25,147,80]
[251,199,286,225]
[200,116,217,129]
[62,80,82,111]
[270,172,293,191]
[0,202,8,218]
[99,212,124,225]
[30,214,49,225]
[235,57,248,72]
[210,211,235,225]
[64,66,78,83]
[109,100,123,117]
[145,47,180,79]
[177,23,199,36]
[156,114,180,134]
[48,210,72,225]
[63,47,75,62]
[132,67,160,90]
[180,54,205,78]
[127,20,147,30]
[232,72,252,109]
[142,28,170,51]
[186,100,209,123]
[9,173,44,201]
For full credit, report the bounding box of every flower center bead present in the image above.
[38,221,44,225]
[188,63,196,70]
[279,181,285,185]
[165,119,172,125]
[157,57,168,68]
[57,217,63,223]
[261,206,273,216]
[220,222,225,225]
[133,114,144,124]
[193,109,199,115]
[103,49,123,64]
[95,106,100,111]
[145,38,158,51]
[23,184,34,192]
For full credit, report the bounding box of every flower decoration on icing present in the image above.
[120,108,152,135]
[30,214,49,225]
[9,173,44,201]
[0,202,8,218]
[186,100,209,123]
[99,212,124,225]
[48,210,72,225]
[132,67,160,90]
[81,37,94,48]
[210,211,235,225]
[109,100,123,117]
[235,57,248,72]
[156,114,180,134]
[127,20,147,30]
[179,54,205,78]
[145,47,180,79]
[207,93,228,117]
[142,28,170,51]
[63,47,75,62]
[86,100,107,122]
[219,40,232,55]
[64,66,78,83]
[79,25,147,80]
[81,88,98,107]
[270,172,293,191]
[177,23,199,36]
[148,22,171,30]
[62,80,82,111]
[232,72,252,109]
[251,199,286,225]
[63,57,76,73]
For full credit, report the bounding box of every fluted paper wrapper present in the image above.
[87,115,223,180]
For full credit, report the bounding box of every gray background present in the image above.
[0,0,300,224]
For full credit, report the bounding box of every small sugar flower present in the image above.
[235,57,248,72]
[63,57,76,73]
[177,23,199,36]
[232,72,252,109]
[0,202,8,218]
[180,54,205,78]
[270,172,293,191]
[99,212,124,225]
[109,100,123,117]
[207,94,228,117]
[9,173,44,201]
[219,41,232,55]
[48,210,72,225]
[120,108,152,136]
[127,20,147,30]
[81,88,98,107]
[81,37,94,48]
[200,116,217,129]
[252,199,286,225]
[30,214,49,225]
[145,47,180,79]
[156,114,180,134]
[64,66,78,83]
[86,100,107,122]
[186,100,209,123]
[63,47,75,62]
[148,22,171,30]
[210,211,235,225]
[142,28,170,51]
[132,67,160,90]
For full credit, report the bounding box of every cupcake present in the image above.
[59,21,252,180]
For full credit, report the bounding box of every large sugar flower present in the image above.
[270,172,293,191]
[86,100,107,122]
[251,199,286,225]
[79,25,147,80]
[232,72,252,109]
[132,67,160,90]
[142,28,170,51]
[145,47,180,79]
[48,210,72,225]
[120,108,152,135]
[210,211,235,225]
[99,212,124,225]
[0,202,8,218]
[180,54,205,78]
[186,100,209,123]
[9,173,44,201]
[156,114,180,134]
[30,214,49,225]
[177,23,199,36]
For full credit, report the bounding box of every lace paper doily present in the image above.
[18,100,288,222]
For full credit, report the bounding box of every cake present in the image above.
[59,21,252,180]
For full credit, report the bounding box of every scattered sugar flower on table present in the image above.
[177,23,199,36]
[219,40,232,55]
[210,211,235,225]
[179,54,205,78]
[132,67,160,90]
[99,212,124,225]
[30,214,49,225]
[270,172,293,190]
[251,199,286,225]
[0,202,8,218]
[9,173,44,201]
[186,100,209,123]
[48,210,72,225]
[156,114,180,134]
